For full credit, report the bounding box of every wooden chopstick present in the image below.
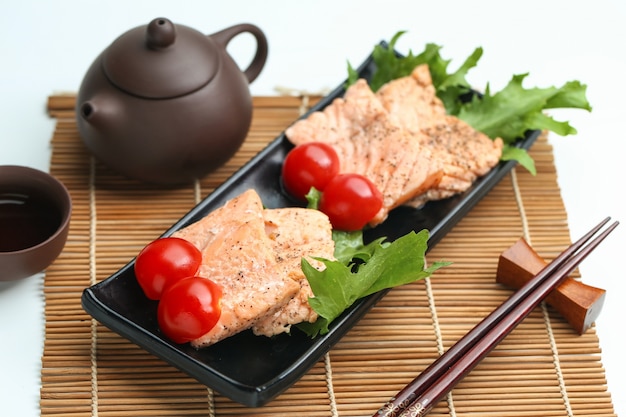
[373,217,618,417]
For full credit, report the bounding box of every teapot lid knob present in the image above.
[146,18,176,49]
[102,17,219,99]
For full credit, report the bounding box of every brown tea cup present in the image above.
[0,165,72,281]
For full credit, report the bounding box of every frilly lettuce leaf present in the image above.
[347,31,592,173]
[297,229,450,337]
[458,74,591,142]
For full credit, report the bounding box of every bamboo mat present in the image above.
[41,94,616,417]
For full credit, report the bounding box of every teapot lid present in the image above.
[102,18,218,99]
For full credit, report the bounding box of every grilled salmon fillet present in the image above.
[285,64,503,220]
[377,65,504,207]
[171,189,337,346]
[377,64,447,131]
[285,79,443,225]
[252,208,335,337]
[172,189,301,348]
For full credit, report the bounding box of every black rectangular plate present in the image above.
[81,43,539,407]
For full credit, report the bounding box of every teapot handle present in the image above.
[209,24,268,84]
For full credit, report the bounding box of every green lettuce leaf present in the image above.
[457,74,591,143]
[501,145,537,175]
[347,32,592,172]
[297,229,450,337]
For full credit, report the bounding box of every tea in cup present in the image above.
[0,165,71,281]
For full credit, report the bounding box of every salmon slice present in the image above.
[285,64,502,222]
[377,64,447,131]
[172,189,300,348]
[252,208,335,336]
[285,79,388,174]
[285,79,442,226]
[354,115,442,225]
[404,116,503,206]
[377,65,503,206]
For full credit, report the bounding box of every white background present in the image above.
[1,1,624,415]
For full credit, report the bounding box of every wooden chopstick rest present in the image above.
[496,237,606,334]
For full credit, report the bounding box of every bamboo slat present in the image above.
[40,95,616,417]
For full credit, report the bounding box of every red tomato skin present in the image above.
[319,173,383,231]
[281,142,340,201]
[134,237,202,300]
[157,276,223,344]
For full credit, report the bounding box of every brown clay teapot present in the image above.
[76,18,268,185]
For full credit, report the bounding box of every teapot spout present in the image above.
[78,95,119,129]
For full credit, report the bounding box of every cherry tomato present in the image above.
[319,173,383,231]
[157,276,223,344]
[282,142,340,201]
[134,237,202,300]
